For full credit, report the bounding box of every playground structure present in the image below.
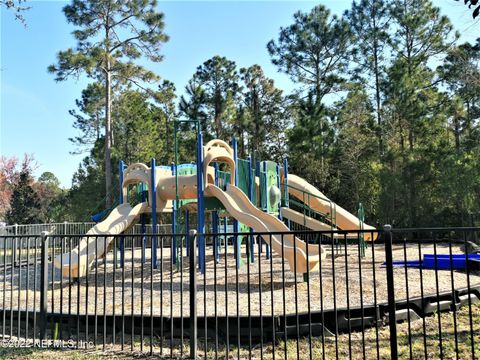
[54,130,376,279]
[2,132,479,359]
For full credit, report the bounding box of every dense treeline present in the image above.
[2,0,480,227]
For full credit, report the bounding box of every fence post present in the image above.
[13,223,18,266]
[384,224,398,360]
[189,229,198,359]
[40,231,49,340]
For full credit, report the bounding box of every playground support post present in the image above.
[151,158,158,269]
[171,162,177,265]
[263,161,270,259]
[255,160,261,205]
[276,163,282,260]
[256,161,263,255]
[213,163,220,263]
[173,119,200,263]
[119,160,125,204]
[185,210,190,256]
[248,155,254,263]
[212,211,219,263]
[276,163,281,217]
[384,224,398,359]
[141,182,147,264]
[232,138,240,268]
[283,158,291,230]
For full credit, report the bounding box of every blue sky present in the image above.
[1,0,478,188]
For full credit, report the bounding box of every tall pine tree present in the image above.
[48,0,168,206]
[345,0,391,156]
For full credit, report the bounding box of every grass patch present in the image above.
[2,302,479,359]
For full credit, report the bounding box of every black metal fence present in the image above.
[0,227,479,359]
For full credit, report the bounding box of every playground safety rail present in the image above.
[282,182,337,230]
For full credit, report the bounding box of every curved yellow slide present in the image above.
[54,202,149,278]
[287,174,377,240]
[205,184,325,274]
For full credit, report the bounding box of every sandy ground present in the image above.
[1,242,479,317]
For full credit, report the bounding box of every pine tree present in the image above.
[239,65,288,160]
[1,0,29,24]
[34,172,66,223]
[5,170,41,225]
[345,0,391,156]
[267,5,352,103]
[330,85,379,217]
[186,56,240,139]
[48,0,168,207]
[287,93,334,190]
[385,0,458,226]
[438,41,480,150]
[68,82,105,154]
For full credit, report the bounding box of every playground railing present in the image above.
[282,182,337,229]
[0,223,97,237]
[0,226,478,359]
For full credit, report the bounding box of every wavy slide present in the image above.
[205,184,325,274]
[54,202,149,278]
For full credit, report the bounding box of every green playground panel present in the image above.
[237,158,257,205]
[204,197,225,211]
[258,166,267,210]
[177,164,197,208]
[261,160,280,215]
[217,169,231,189]
[176,164,228,211]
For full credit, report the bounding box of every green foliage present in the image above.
[267,5,352,102]
[329,86,380,217]
[457,0,480,18]
[239,65,290,161]
[44,0,480,228]
[1,0,30,25]
[345,0,391,155]
[34,172,67,222]
[180,59,289,161]
[272,0,480,227]
[63,85,176,221]
[67,150,108,221]
[181,56,240,139]
[49,0,169,206]
[112,90,165,163]
[49,0,168,83]
[287,93,333,190]
[5,170,41,225]
[68,82,105,153]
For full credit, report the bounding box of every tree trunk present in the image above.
[104,60,113,208]
[96,113,100,140]
[453,114,461,152]
[214,91,222,138]
[373,43,383,157]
